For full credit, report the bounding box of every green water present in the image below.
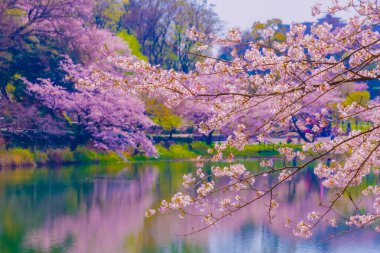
[0,160,379,253]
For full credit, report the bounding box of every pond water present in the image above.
[0,160,379,253]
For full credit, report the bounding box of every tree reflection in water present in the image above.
[0,161,379,253]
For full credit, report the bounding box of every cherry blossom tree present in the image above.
[0,0,133,147]
[101,0,380,238]
[0,97,67,149]
[1,0,90,98]
[25,59,156,155]
[175,99,216,144]
[0,0,131,98]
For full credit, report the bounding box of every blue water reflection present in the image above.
[0,161,379,253]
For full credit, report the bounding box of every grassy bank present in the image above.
[0,147,122,168]
[0,142,302,168]
[128,142,302,161]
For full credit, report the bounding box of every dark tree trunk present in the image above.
[0,86,10,101]
[70,137,78,151]
[206,130,214,146]
[291,116,313,143]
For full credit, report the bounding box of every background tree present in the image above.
[1,0,90,98]
[121,0,221,72]
[146,99,182,139]
[25,59,156,155]
[219,18,287,61]
[0,0,132,148]
[94,0,129,31]
[176,99,215,145]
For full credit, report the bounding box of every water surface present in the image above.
[0,160,379,253]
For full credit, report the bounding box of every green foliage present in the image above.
[4,74,21,101]
[145,99,182,131]
[72,147,98,162]
[5,83,15,94]
[46,148,73,164]
[191,142,212,156]
[224,143,302,158]
[61,111,73,124]
[0,146,124,168]
[0,149,36,168]
[127,143,197,161]
[155,144,173,158]
[118,30,148,61]
[98,152,123,162]
[61,149,75,162]
[153,143,197,160]
[33,150,48,164]
[94,0,129,31]
[273,32,286,41]
[154,114,182,132]
[168,144,197,159]
[5,7,26,16]
[340,119,372,132]
[250,18,287,42]
[53,147,121,164]
[127,142,302,161]
[343,91,370,106]
[0,142,305,167]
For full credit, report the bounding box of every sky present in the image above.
[208,0,351,31]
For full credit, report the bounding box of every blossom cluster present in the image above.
[293,220,312,239]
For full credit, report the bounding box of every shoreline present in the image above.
[0,142,302,169]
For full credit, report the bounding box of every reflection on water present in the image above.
[0,161,379,253]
